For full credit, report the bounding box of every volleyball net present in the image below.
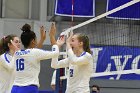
[55,0,140,92]
[58,0,140,78]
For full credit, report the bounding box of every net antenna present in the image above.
[59,0,140,79]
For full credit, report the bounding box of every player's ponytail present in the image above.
[0,35,17,55]
[0,37,5,55]
[20,24,36,48]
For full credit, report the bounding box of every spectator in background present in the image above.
[91,85,100,93]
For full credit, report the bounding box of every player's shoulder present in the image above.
[84,52,93,60]
[0,53,4,58]
[0,53,8,59]
[0,53,9,63]
[31,48,45,52]
[15,49,31,56]
[0,53,4,61]
[85,52,92,57]
[29,48,48,55]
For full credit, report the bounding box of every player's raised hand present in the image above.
[37,26,46,48]
[49,23,57,45]
[40,26,46,41]
[66,31,73,44]
[57,36,65,48]
[66,31,73,49]
[49,23,56,37]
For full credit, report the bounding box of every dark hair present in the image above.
[75,33,92,54]
[0,34,17,55]
[92,85,100,91]
[21,24,36,48]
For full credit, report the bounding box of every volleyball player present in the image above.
[51,31,93,93]
[0,35,21,93]
[11,23,64,93]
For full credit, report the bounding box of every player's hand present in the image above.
[49,23,56,37]
[40,26,46,41]
[36,26,46,48]
[49,23,57,45]
[57,36,65,48]
[66,31,73,49]
[66,31,73,44]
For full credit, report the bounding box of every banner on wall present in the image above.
[107,0,140,20]
[55,0,95,17]
[91,45,140,80]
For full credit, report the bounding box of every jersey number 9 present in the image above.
[16,58,25,71]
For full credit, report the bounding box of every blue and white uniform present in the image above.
[51,49,93,93]
[0,53,15,93]
[11,45,59,93]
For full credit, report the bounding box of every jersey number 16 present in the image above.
[16,58,25,71]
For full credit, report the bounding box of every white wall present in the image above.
[0,19,4,38]
[0,18,52,45]
[3,19,32,37]
[4,0,29,19]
